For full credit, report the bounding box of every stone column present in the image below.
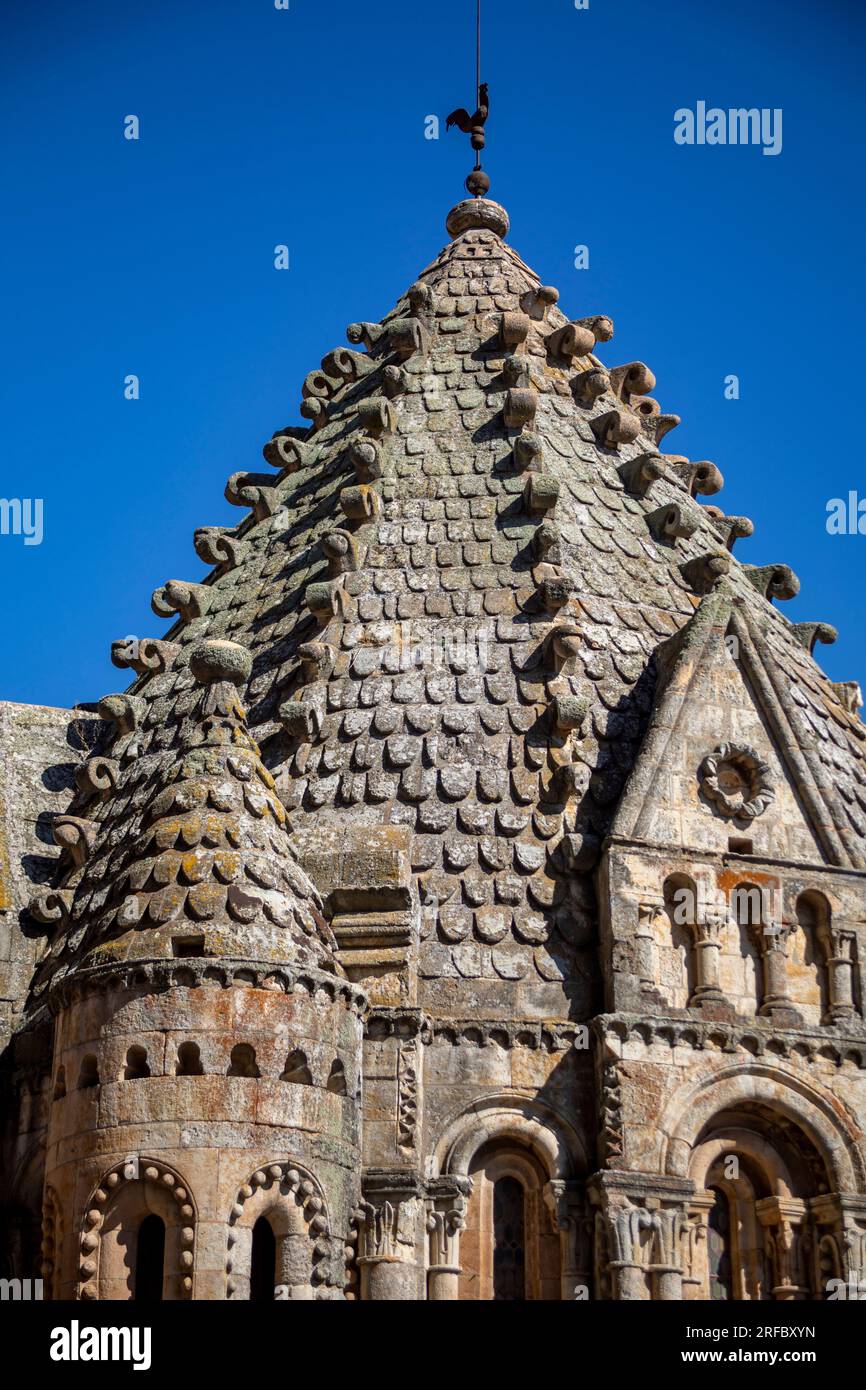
[356,1171,424,1301]
[649,1205,688,1301]
[756,1197,809,1299]
[425,1176,471,1302]
[753,922,801,1023]
[819,926,857,1023]
[589,1172,695,1302]
[691,910,725,1003]
[811,1194,866,1299]
[635,903,657,992]
[274,1231,316,1301]
[544,1180,592,1300]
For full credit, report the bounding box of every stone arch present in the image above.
[432,1092,587,1181]
[658,1064,865,1192]
[431,1094,586,1303]
[225,1161,337,1301]
[78,1157,197,1301]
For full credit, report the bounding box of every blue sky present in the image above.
[1,0,864,709]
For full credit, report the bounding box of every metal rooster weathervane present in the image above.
[446,0,491,197]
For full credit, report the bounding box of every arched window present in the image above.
[281,1049,312,1084]
[458,1143,560,1301]
[249,1217,277,1302]
[492,1176,525,1301]
[706,1187,734,1301]
[661,874,699,1007]
[326,1060,347,1096]
[227,1044,259,1078]
[794,892,832,1024]
[133,1214,165,1302]
[123,1046,150,1080]
[176,1042,203,1076]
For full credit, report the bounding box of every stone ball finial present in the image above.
[189,639,253,688]
[446,197,510,239]
[465,168,491,197]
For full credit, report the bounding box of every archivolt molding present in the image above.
[657,1063,866,1192]
[225,1160,336,1299]
[78,1156,197,1301]
[430,1092,587,1181]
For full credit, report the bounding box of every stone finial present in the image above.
[576,315,614,345]
[358,398,396,438]
[262,433,314,472]
[188,639,253,688]
[389,318,428,361]
[407,282,436,316]
[151,579,212,622]
[29,889,72,929]
[75,756,120,798]
[646,503,699,543]
[521,285,560,321]
[500,312,531,347]
[513,430,543,472]
[383,365,408,398]
[305,580,355,625]
[524,473,560,515]
[790,622,838,655]
[347,320,387,350]
[321,347,372,383]
[745,564,800,602]
[298,641,337,683]
[321,528,361,575]
[349,439,382,481]
[590,409,642,449]
[537,569,574,613]
[552,694,589,734]
[504,389,538,429]
[225,472,280,521]
[52,815,97,868]
[279,698,322,742]
[618,454,663,497]
[111,637,180,675]
[194,527,249,569]
[545,621,583,671]
[503,355,533,388]
[573,368,610,404]
[702,507,755,551]
[340,483,380,522]
[608,363,657,404]
[533,520,560,561]
[97,694,146,734]
[681,552,732,594]
[833,682,864,715]
[667,458,724,498]
[445,198,509,239]
[547,322,596,360]
[632,397,681,445]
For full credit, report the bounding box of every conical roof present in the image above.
[33,639,335,997]
[33,193,866,1004]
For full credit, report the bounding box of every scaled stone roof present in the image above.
[30,194,866,1012]
[33,640,334,998]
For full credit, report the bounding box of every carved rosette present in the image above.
[698,743,775,822]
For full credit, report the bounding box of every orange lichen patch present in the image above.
[0,810,11,911]
[716,867,779,895]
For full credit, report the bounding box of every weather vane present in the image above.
[446,0,490,197]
